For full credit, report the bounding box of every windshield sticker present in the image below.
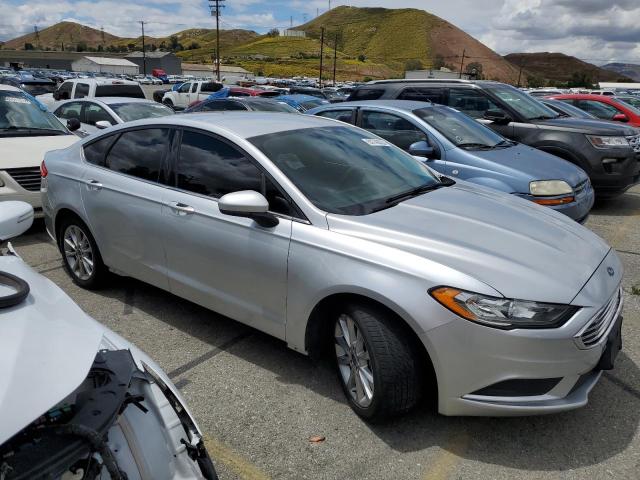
[362,138,391,146]
[2,96,31,104]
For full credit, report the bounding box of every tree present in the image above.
[404,59,424,71]
[188,41,200,50]
[127,43,136,51]
[526,74,545,88]
[465,62,483,79]
[266,28,279,37]
[76,42,87,52]
[24,42,35,50]
[169,35,180,50]
[97,44,104,52]
[433,54,445,70]
[357,54,366,62]
[567,71,593,88]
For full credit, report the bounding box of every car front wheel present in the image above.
[333,303,422,419]
[59,219,107,289]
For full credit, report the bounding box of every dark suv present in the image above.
[349,80,640,197]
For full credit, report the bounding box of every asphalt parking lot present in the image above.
[13,186,640,480]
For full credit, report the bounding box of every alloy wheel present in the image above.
[334,314,375,408]
[63,225,94,281]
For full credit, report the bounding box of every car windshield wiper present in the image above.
[0,126,66,135]
[385,182,444,204]
[457,142,494,150]
[528,115,558,121]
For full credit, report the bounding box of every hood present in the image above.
[0,256,105,444]
[0,135,77,169]
[326,182,609,304]
[470,143,588,188]
[533,116,637,136]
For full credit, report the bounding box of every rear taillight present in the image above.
[40,160,48,178]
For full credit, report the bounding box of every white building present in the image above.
[181,63,254,83]
[599,82,640,91]
[71,56,139,75]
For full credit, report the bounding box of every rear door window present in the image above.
[349,88,384,101]
[55,102,83,120]
[315,109,356,124]
[397,87,445,104]
[447,88,499,118]
[360,110,428,151]
[105,128,170,182]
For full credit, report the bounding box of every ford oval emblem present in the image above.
[607,267,615,277]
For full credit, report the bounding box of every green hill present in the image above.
[2,21,119,50]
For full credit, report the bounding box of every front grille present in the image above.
[573,179,589,195]
[575,288,622,349]
[5,167,42,192]
[626,134,640,154]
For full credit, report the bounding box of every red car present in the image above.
[546,94,640,127]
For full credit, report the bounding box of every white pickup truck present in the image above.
[161,80,223,110]
[37,78,145,109]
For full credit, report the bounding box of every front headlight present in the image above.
[529,180,573,196]
[587,135,630,148]
[430,287,578,329]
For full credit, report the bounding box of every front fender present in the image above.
[463,176,514,193]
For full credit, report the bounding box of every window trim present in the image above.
[169,126,307,222]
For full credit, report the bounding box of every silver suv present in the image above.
[42,113,623,419]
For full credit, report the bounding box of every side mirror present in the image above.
[409,140,435,159]
[95,120,112,129]
[612,113,629,123]
[67,118,81,132]
[218,190,279,228]
[483,109,511,124]
[0,201,34,243]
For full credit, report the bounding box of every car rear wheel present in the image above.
[333,303,422,419]
[59,219,107,289]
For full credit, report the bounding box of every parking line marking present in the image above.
[422,431,469,480]
[603,372,640,401]
[167,331,252,379]
[203,434,271,480]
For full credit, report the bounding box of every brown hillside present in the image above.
[3,21,119,50]
[504,52,631,84]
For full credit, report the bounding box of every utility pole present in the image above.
[517,60,525,87]
[319,27,325,88]
[34,26,40,49]
[209,0,226,82]
[458,49,465,79]
[290,16,293,28]
[139,21,147,75]
[332,32,338,86]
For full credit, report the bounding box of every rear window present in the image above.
[95,84,145,98]
[398,87,444,104]
[349,88,384,101]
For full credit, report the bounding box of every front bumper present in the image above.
[518,180,595,223]
[423,250,623,416]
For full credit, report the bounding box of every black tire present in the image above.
[333,303,422,420]
[58,217,108,290]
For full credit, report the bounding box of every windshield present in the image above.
[413,106,508,149]
[543,100,595,119]
[615,97,640,115]
[246,100,298,113]
[249,126,441,215]
[0,91,68,135]
[110,102,174,122]
[301,99,327,110]
[486,85,559,120]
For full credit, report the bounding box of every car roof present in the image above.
[279,94,323,101]
[363,79,502,86]
[314,99,432,111]
[548,94,617,101]
[107,112,341,139]
[63,78,139,86]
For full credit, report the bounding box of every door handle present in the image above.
[167,201,195,215]
[86,179,103,190]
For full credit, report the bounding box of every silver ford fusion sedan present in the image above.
[42,113,623,420]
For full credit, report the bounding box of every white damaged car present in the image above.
[0,201,217,479]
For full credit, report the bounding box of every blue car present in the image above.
[308,100,594,222]
[277,94,329,112]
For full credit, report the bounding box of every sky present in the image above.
[1,0,639,65]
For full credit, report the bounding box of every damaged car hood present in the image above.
[0,255,104,444]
